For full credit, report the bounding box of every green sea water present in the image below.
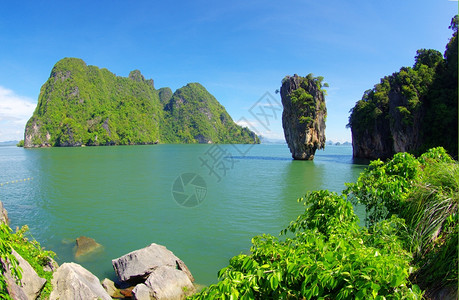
[0,144,367,285]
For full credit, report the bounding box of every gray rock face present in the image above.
[0,201,9,224]
[132,283,153,300]
[280,74,327,160]
[144,265,195,300]
[50,262,111,300]
[350,85,425,160]
[13,250,46,300]
[101,278,123,298]
[0,249,46,300]
[112,243,194,283]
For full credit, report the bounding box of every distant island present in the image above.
[348,17,458,159]
[24,58,259,148]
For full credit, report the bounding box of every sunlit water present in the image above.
[0,144,367,285]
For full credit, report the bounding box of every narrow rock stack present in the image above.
[280,74,327,160]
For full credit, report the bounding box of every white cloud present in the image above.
[0,86,36,141]
[236,117,285,141]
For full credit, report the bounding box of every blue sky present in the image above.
[0,0,457,142]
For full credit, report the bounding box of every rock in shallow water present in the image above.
[74,236,103,258]
[280,74,327,160]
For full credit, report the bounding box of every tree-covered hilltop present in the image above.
[24,58,259,147]
[348,16,458,160]
[161,83,259,144]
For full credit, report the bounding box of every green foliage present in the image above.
[286,75,327,126]
[191,147,457,299]
[345,152,421,226]
[190,191,422,300]
[16,140,24,147]
[402,161,458,289]
[26,58,259,147]
[0,224,21,300]
[348,16,458,158]
[10,226,56,299]
[162,83,259,144]
[344,147,458,293]
[0,224,55,299]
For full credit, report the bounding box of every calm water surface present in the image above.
[0,144,367,285]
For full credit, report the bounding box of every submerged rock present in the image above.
[74,236,103,258]
[280,74,327,160]
[50,262,111,300]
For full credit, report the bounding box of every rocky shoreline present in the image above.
[0,201,197,300]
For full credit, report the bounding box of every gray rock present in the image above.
[280,74,327,160]
[2,271,28,300]
[50,262,111,300]
[112,243,194,283]
[132,283,152,300]
[0,201,9,224]
[43,256,59,273]
[145,266,195,300]
[12,250,46,300]
[101,278,123,298]
[0,249,46,300]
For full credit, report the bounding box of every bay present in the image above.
[0,144,367,285]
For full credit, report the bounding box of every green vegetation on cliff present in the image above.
[24,58,259,147]
[348,16,458,159]
[162,83,258,143]
[280,74,327,160]
[191,147,457,299]
[1,224,56,299]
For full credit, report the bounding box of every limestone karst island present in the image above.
[1,13,458,300]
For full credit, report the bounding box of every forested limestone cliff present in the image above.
[24,58,259,147]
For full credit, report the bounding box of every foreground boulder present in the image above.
[280,74,327,160]
[112,243,194,282]
[1,250,46,300]
[50,262,111,300]
[113,243,195,299]
[74,236,103,258]
[143,265,195,299]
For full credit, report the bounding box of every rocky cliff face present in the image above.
[280,74,327,160]
[349,23,458,160]
[24,58,259,147]
[349,81,424,160]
